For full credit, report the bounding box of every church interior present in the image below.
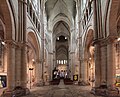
[0,0,120,97]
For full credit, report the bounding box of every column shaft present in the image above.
[15,47,21,86]
[83,60,88,82]
[94,44,101,87]
[21,0,27,88]
[81,59,88,83]
[100,45,107,83]
[35,60,41,84]
[7,42,16,90]
[21,45,27,88]
[70,53,75,80]
[107,42,116,86]
[93,0,103,87]
[3,48,7,72]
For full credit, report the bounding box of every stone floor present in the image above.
[22,80,102,97]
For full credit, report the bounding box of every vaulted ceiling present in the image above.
[45,0,76,22]
[45,0,77,62]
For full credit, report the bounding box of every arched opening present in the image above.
[84,29,94,87]
[115,5,120,86]
[0,0,15,89]
[52,21,70,80]
[27,32,40,89]
[0,19,7,88]
[107,0,120,87]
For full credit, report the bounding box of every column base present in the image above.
[91,85,120,97]
[44,81,50,86]
[34,80,45,87]
[1,87,30,97]
[78,80,90,86]
[1,89,13,97]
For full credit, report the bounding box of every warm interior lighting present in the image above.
[1,41,5,45]
[65,37,67,39]
[32,59,35,62]
[57,37,59,40]
[117,37,120,41]
[89,58,91,60]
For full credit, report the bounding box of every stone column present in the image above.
[21,43,27,88]
[67,50,69,77]
[34,59,41,86]
[94,43,101,87]
[100,42,107,83]
[47,53,51,81]
[107,39,116,86]
[41,39,44,85]
[3,47,7,72]
[6,41,16,90]
[39,22,45,85]
[83,59,88,83]
[21,0,27,88]
[75,1,81,81]
[50,53,53,80]
[70,52,75,80]
[38,59,44,85]
[53,51,56,68]
[15,44,22,86]
[93,0,102,87]
[80,58,88,85]
[78,37,82,81]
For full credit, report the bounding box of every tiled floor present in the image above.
[22,80,102,97]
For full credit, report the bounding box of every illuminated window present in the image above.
[61,60,63,64]
[32,0,38,11]
[64,60,66,64]
[59,60,61,64]
[57,60,59,64]
[66,60,67,64]
[83,0,86,8]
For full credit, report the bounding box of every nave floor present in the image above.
[22,80,102,97]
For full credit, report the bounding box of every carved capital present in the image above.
[16,42,23,49]
[36,59,41,63]
[93,36,116,47]
[80,58,88,62]
[99,39,107,47]
[5,40,17,49]
[70,52,75,54]
[105,36,116,45]
[93,39,101,45]
[48,52,53,55]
